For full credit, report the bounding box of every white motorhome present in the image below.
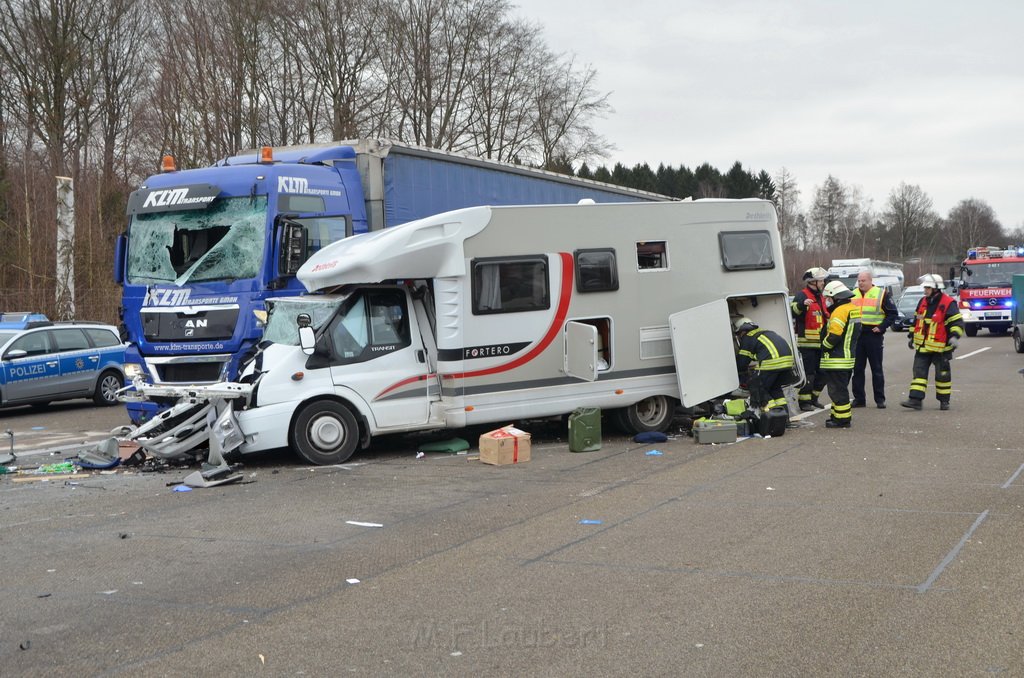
[828,258,904,298]
[127,200,800,465]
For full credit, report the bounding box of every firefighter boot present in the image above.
[825,418,851,429]
[940,401,950,411]
[900,399,922,410]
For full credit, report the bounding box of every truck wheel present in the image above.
[1015,329,1024,354]
[965,325,978,337]
[93,371,124,406]
[612,395,675,434]
[291,400,359,465]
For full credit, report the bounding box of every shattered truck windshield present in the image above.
[126,196,268,285]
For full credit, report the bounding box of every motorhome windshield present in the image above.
[263,296,345,345]
[126,196,268,285]
[963,261,1024,287]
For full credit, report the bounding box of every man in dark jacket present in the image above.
[851,270,898,409]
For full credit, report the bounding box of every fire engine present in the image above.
[957,245,1024,336]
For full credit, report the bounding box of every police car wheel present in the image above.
[612,395,675,434]
[93,371,124,406]
[292,400,359,465]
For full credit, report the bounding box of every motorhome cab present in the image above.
[195,200,799,465]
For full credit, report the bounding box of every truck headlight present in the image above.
[124,363,147,380]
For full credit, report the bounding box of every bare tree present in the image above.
[774,167,804,248]
[941,198,1003,259]
[286,0,383,142]
[881,182,938,260]
[532,54,612,170]
[466,15,542,162]
[809,175,848,250]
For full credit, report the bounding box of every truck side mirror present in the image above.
[279,221,308,276]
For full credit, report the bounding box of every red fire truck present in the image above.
[957,245,1024,336]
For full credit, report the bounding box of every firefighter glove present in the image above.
[947,335,959,350]
[907,336,915,350]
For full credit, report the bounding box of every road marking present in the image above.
[916,509,989,594]
[1002,463,1024,489]
[955,346,990,360]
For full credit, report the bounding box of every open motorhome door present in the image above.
[564,321,598,382]
[670,299,739,407]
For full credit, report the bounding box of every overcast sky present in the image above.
[513,0,1024,229]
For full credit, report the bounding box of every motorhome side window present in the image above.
[575,249,619,292]
[472,256,550,314]
[719,230,774,271]
[636,241,668,271]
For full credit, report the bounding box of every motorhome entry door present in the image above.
[669,299,739,407]
[564,321,598,382]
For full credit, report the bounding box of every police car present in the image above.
[0,313,127,410]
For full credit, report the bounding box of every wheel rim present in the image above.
[634,396,670,427]
[101,376,120,402]
[308,414,346,451]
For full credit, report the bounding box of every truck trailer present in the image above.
[123,199,800,466]
[115,139,670,423]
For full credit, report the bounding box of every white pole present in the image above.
[55,176,75,320]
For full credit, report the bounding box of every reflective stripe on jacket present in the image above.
[737,328,796,373]
[820,300,861,370]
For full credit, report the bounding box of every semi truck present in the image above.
[827,258,904,298]
[115,139,669,423]
[956,245,1024,336]
[122,199,799,466]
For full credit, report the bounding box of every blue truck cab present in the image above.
[116,140,667,423]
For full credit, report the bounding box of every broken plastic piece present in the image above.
[173,485,193,492]
[645,450,664,456]
[182,464,243,488]
[345,521,383,528]
[578,519,603,525]
[74,438,121,469]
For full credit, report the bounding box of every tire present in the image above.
[1014,329,1024,354]
[93,370,124,406]
[965,325,978,337]
[612,395,676,434]
[291,400,359,465]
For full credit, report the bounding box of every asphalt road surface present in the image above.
[2,331,1022,676]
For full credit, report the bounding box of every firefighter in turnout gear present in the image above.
[733,317,796,413]
[791,267,830,411]
[819,281,862,428]
[901,274,964,411]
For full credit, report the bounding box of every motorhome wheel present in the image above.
[612,395,675,434]
[291,400,359,465]
[1014,329,1024,354]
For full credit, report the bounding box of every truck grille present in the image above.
[158,363,223,383]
